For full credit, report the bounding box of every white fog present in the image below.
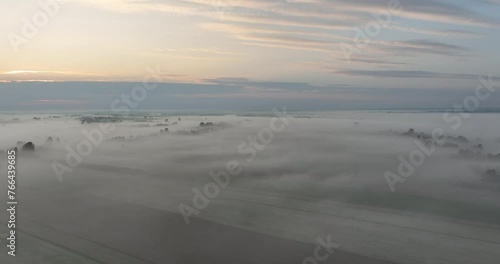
[1,111,499,264]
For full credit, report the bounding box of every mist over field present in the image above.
[3,0,500,262]
[1,111,500,264]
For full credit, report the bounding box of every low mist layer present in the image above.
[1,111,500,264]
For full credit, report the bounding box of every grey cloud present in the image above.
[389,39,470,56]
[333,69,500,80]
[323,0,499,27]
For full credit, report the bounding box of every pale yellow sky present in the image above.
[1,0,499,90]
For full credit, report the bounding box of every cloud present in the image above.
[66,0,490,56]
[333,69,500,80]
[0,70,110,82]
[388,26,483,38]
[319,0,499,27]
[2,0,498,94]
[387,39,470,56]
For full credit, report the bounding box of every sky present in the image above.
[1,0,500,111]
